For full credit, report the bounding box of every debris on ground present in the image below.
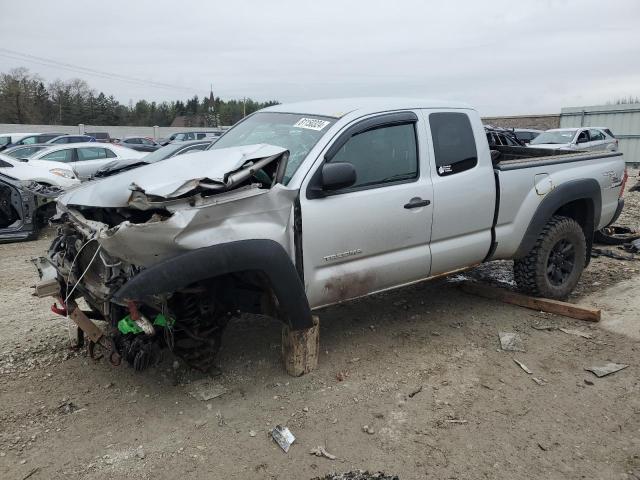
[309,445,337,460]
[58,401,78,414]
[271,425,295,453]
[408,385,423,398]
[585,363,629,377]
[513,359,532,374]
[559,328,593,339]
[532,324,557,331]
[499,331,525,352]
[312,471,399,480]
[362,425,375,435]
[336,371,349,382]
[594,226,640,246]
[584,379,594,386]
[187,377,228,401]
[531,377,547,386]
[591,247,635,261]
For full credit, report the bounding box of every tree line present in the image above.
[0,68,279,127]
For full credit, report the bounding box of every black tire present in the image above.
[514,215,587,299]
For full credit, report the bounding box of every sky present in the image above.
[1,0,639,116]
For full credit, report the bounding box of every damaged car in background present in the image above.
[33,99,626,375]
[1,172,61,243]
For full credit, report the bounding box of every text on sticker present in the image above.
[293,118,330,131]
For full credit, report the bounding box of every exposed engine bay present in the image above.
[34,144,302,372]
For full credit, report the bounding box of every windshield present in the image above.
[6,146,47,159]
[531,130,577,145]
[212,112,336,183]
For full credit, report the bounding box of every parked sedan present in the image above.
[118,136,161,152]
[530,127,618,151]
[7,133,66,147]
[0,153,79,189]
[28,143,146,180]
[0,132,40,151]
[46,135,96,145]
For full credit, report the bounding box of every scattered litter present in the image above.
[336,371,349,382]
[513,359,532,374]
[532,325,556,331]
[349,357,360,363]
[309,445,336,460]
[559,328,593,339]
[136,445,146,459]
[362,425,375,435]
[531,377,546,386]
[302,406,309,412]
[188,378,227,401]
[584,379,594,386]
[408,386,423,398]
[499,332,525,352]
[585,363,629,378]
[271,425,295,453]
[216,410,225,426]
[445,419,467,424]
[537,442,548,451]
[312,470,399,480]
[249,430,257,437]
[58,401,79,414]
[591,247,635,260]
[623,238,640,253]
[21,468,40,480]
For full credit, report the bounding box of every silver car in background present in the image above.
[530,127,618,151]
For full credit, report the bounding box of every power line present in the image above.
[0,48,197,93]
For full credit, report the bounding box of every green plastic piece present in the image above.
[117,313,174,334]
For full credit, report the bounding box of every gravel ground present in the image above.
[1,171,639,480]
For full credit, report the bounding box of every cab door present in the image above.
[421,110,495,275]
[299,112,433,309]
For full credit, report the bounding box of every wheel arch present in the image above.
[112,239,314,330]
[514,179,601,262]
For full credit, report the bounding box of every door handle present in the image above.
[404,197,431,209]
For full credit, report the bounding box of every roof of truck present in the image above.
[263,97,472,118]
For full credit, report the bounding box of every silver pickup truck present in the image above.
[34,98,627,372]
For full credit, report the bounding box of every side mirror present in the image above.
[321,162,356,191]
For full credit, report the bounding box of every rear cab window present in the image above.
[429,112,478,176]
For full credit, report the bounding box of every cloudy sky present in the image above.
[1,0,639,116]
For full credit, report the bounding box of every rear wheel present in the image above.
[514,215,587,299]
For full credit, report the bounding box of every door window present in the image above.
[126,138,142,144]
[327,123,418,189]
[576,130,590,143]
[77,147,108,161]
[41,149,74,162]
[589,129,605,141]
[429,112,478,176]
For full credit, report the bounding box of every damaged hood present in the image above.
[58,144,287,208]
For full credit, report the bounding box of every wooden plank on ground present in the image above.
[460,283,601,322]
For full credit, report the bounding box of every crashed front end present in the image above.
[0,173,61,243]
[34,144,300,371]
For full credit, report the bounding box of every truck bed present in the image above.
[492,146,623,171]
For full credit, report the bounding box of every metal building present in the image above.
[560,103,640,164]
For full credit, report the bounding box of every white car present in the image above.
[0,153,79,189]
[0,132,40,151]
[27,143,146,180]
[530,127,618,152]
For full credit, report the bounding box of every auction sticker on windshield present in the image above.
[293,118,330,131]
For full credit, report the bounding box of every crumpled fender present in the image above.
[113,239,313,330]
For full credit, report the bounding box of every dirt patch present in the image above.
[1,175,640,479]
